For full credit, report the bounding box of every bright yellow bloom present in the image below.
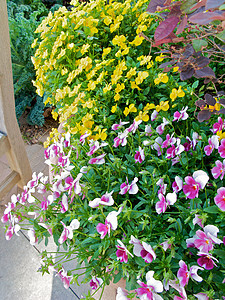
[104,16,112,25]
[67,43,74,50]
[130,81,141,90]
[123,103,137,116]
[110,21,121,32]
[52,110,58,120]
[111,104,117,113]
[177,86,185,97]
[154,73,169,85]
[156,101,169,112]
[135,111,149,122]
[102,47,111,57]
[115,83,125,93]
[95,128,107,141]
[155,53,166,62]
[135,71,149,85]
[144,103,155,111]
[170,88,178,102]
[31,38,38,48]
[103,84,112,93]
[126,67,136,78]
[114,93,120,101]
[173,66,179,72]
[136,24,147,34]
[130,35,144,46]
[217,130,225,140]
[87,81,96,91]
[81,44,90,55]
[122,47,130,55]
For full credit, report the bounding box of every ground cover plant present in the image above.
[2,0,225,299]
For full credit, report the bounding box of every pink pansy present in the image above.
[116,240,133,263]
[160,240,172,251]
[218,139,225,158]
[64,173,82,195]
[193,225,222,252]
[204,135,219,156]
[162,133,176,149]
[90,276,103,290]
[172,176,183,193]
[60,194,68,213]
[38,222,53,236]
[193,214,204,228]
[28,228,38,246]
[212,116,225,133]
[96,207,123,239]
[127,120,142,133]
[145,124,152,136]
[44,143,61,160]
[86,140,108,156]
[113,131,128,147]
[56,267,72,289]
[166,139,184,159]
[88,153,106,165]
[155,192,177,214]
[168,280,187,300]
[173,107,189,122]
[41,195,54,211]
[177,260,203,287]
[58,219,80,244]
[183,170,209,199]
[130,236,156,263]
[136,271,163,300]
[112,120,129,131]
[134,147,145,163]
[79,132,90,145]
[197,252,218,270]
[151,110,158,121]
[156,117,169,135]
[156,178,167,195]
[1,194,19,223]
[89,190,114,208]
[5,223,21,240]
[214,187,225,211]
[60,132,71,148]
[119,177,139,195]
[27,172,43,189]
[194,293,209,300]
[211,159,225,179]
[116,287,129,299]
[152,137,163,156]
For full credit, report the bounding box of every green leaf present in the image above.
[219,4,225,9]
[192,39,208,52]
[181,0,196,13]
[216,29,225,41]
[113,271,123,284]
[203,205,219,214]
[192,80,199,89]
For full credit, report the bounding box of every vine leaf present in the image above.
[154,16,179,42]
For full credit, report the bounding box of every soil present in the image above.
[19,109,59,145]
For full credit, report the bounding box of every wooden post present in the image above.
[0,0,32,190]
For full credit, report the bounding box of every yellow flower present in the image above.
[173,66,179,72]
[130,81,141,90]
[135,71,149,85]
[144,103,155,111]
[102,47,111,57]
[156,101,169,112]
[126,67,136,79]
[217,130,225,140]
[44,97,51,105]
[95,128,107,141]
[115,83,125,93]
[104,16,112,25]
[67,43,74,50]
[103,84,112,93]
[114,93,120,101]
[136,24,147,34]
[135,111,149,122]
[122,47,130,55]
[87,81,96,91]
[110,21,121,33]
[170,88,178,102]
[154,73,169,85]
[52,110,58,120]
[177,86,185,97]
[130,35,144,46]
[111,104,117,113]
[155,53,166,62]
[81,43,90,55]
[123,103,137,116]
[31,38,38,48]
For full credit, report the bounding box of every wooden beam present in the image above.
[0,134,11,157]
[0,0,32,188]
[0,170,20,200]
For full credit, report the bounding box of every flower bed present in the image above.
[2,0,225,299]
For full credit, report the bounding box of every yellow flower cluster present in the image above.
[154,73,169,85]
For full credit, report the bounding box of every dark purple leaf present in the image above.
[159,61,174,68]
[195,67,216,78]
[180,67,194,80]
[205,94,216,106]
[197,110,212,122]
[206,0,225,10]
[176,15,188,34]
[195,56,210,68]
[219,98,225,105]
[218,108,225,114]
[218,91,225,95]
[168,5,182,17]
[154,17,179,42]
[146,0,166,13]
[190,0,207,10]
[195,99,206,108]
[189,11,223,24]
[183,44,195,58]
